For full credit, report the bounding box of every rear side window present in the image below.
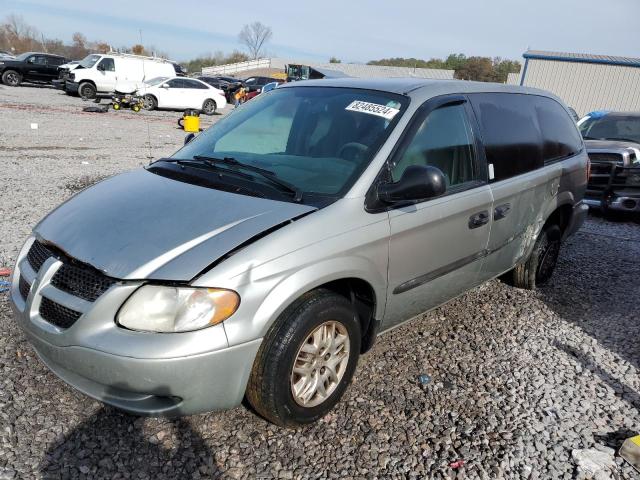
[47,56,64,66]
[533,96,583,162]
[469,93,542,181]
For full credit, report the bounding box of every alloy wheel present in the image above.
[290,320,350,407]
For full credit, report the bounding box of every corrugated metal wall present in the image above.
[522,59,640,116]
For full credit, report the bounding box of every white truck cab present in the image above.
[66,53,176,98]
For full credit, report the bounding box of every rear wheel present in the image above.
[142,95,157,111]
[79,82,97,99]
[246,289,360,427]
[510,224,562,289]
[2,70,21,86]
[202,99,216,115]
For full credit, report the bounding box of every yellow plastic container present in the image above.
[183,114,200,133]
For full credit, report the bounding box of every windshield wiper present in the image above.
[154,158,254,179]
[193,155,303,202]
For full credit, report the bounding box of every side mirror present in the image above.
[27,57,35,63]
[184,133,195,145]
[97,64,105,71]
[377,165,446,204]
[161,83,169,88]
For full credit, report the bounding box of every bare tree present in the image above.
[1,14,40,52]
[238,22,272,60]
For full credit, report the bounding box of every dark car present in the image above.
[579,111,640,214]
[172,62,187,77]
[243,76,282,92]
[242,76,284,101]
[0,52,67,86]
[198,75,243,102]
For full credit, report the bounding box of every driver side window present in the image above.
[98,58,115,72]
[391,103,476,187]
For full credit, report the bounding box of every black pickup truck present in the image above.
[579,111,640,214]
[0,52,67,86]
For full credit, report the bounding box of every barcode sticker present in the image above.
[345,101,400,120]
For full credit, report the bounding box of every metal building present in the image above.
[513,50,640,117]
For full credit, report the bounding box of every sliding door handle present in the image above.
[494,203,511,220]
[468,210,490,229]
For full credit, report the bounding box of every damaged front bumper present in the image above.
[585,162,640,212]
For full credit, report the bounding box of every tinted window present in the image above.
[534,96,583,162]
[183,79,208,89]
[47,56,64,66]
[391,103,476,187]
[32,55,47,65]
[470,93,542,181]
[167,78,185,88]
[98,58,115,72]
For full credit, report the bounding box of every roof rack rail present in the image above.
[106,50,172,62]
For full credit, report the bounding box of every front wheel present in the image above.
[142,95,157,111]
[79,82,97,99]
[2,70,21,86]
[509,224,562,289]
[246,289,361,427]
[202,99,216,115]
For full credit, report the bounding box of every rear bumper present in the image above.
[565,201,588,238]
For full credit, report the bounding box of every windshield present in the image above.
[79,54,101,69]
[579,115,640,144]
[15,52,32,61]
[170,86,408,206]
[145,76,169,86]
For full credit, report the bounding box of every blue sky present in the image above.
[2,0,639,63]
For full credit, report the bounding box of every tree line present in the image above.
[0,14,167,60]
[368,54,521,83]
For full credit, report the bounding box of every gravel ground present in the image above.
[1,85,640,479]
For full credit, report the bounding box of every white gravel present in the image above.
[1,85,640,479]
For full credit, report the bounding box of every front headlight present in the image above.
[117,285,240,333]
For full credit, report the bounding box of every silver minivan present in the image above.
[10,78,588,426]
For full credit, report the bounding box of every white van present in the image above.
[66,53,176,98]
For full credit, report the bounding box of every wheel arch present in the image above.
[229,260,386,354]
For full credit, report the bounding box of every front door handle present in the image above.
[494,203,511,220]
[468,210,490,229]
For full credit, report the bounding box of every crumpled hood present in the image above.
[35,169,316,281]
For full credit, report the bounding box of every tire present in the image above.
[142,95,157,111]
[202,98,216,115]
[79,82,96,99]
[2,70,21,86]
[510,224,562,289]
[246,289,361,427]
